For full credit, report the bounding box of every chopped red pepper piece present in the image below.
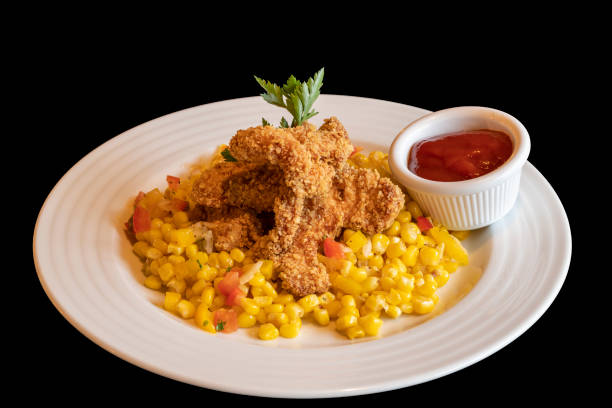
[171,198,188,211]
[323,237,345,259]
[133,206,151,233]
[416,216,433,232]
[166,175,180,191]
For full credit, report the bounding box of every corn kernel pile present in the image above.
[127,148,469,340]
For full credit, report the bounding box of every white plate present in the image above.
[33,95,571,398]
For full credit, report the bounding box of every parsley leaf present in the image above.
[262,118,271,126]
[196,259,203,269]
[216,321,225,331]
[254,67,324,127]
[221,148,237,162]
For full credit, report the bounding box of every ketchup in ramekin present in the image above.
[408,129,513,182]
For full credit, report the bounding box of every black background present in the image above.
[22,23,592,405]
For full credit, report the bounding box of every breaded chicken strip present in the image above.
[197,206,263,252]
[190,161,259,208]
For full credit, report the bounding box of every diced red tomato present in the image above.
[416,216,433,232]
[213,308,238,333]
[171,198,188,211]
[225,287,245,307]
[134,191,145,207]
[166,175,180,191]
[132,206,151,233]
[350,146,364,157]
[217,270,240,296]
[323,237,345,259]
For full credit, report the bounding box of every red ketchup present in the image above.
[408,129,513,182]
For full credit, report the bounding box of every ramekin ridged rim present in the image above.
[389,106,531,196]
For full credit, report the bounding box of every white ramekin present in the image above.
[389,106,531,231]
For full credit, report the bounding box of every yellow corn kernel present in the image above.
[365,293,387,312]
[368,255,384,269]
[419,246,441,266]
[262,281,278,298]
[267,312,289,327]
[326,299,342,318]
[172,227,195,247]
[385,305,402,319]
[265,303,284,314]
[370,233,390,255]
[344,251,357,264]
[442,260,459,273]
[229,248,245,263]
[194,251,209,265]
[144,275,162,290]
[386,288,402,306]
[135,231,149,242]
[416,274,437,296]
[413,295,435,314]
[401,245,419,267]
[210,294,226,311]
[312,306,330,326]
[337,305,359,319]
[359,314,383,336]
[386,239,407,258]
[385,221,401,236]
[152,238,168,254]
[274,293,294,305]
[346,230,368,253]
[164,292,182,313]
[428,227,469,265]
[149,260,160,276]
[239,297,261,315]
[249,272,266,287]
[396,274,415,292]
[237,312,257,328]
[145,247,162,260]
[340,295,357,308]
[167,255,185,265]
[391,258,408,274]
[380,276,395,291]
[185,244,198,260]
[196,264,217,281]
[253,296,273,307]
[167,243,184,256]
[381,264,399,279]
[167,278,186,295]
[318,292,335,305]
[151,217,164,230]
[406,201,423,218]
[415,234,425,248]
[176,299,196,319]
[256,309,268,324]
[259,260,274,279]
[133,241,149,258]
[172,211,189,227]
[194,304,216,333]
[400,302,414,314]
[279,321,301,338]
[258,323,279,340]
[361,276,379,293]
[207,253,220,268]
[335,314,358,330]
[191,279,208,296]
[147,229,163,244]
[345,325,365,340]
[432,267,450,287]
[217,251,233,269]
[349,267,368,283]
[451,230,470,241]
[161,223,174,241]
[400,222,420,244]
[332,275,362,297]
[158,262,175,282]
[298,294,320,313]
[285,302,305,321]
[396,210,412,223]
[343,229,356,242]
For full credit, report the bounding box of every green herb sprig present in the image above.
[255,67,324,128]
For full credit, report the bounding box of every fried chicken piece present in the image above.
[256,166,404,296]
[190,161,259,208]
[196,206,263,252]
[228,116,353,197]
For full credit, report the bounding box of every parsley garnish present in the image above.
[216,321,225,331]
[203,320,209,326]
[196,259,203,269]
[221,148,237,162]
[255,68,324,128]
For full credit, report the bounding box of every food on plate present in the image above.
[408,129,513,181]
[124,69,470,340]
